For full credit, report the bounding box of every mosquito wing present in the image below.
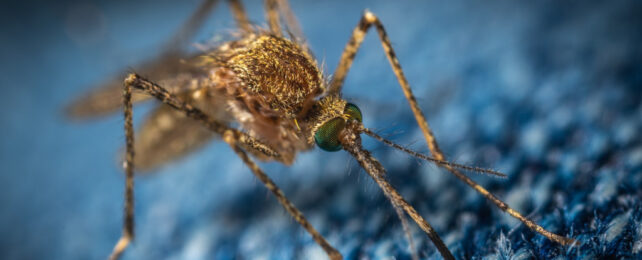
[133,88,232,172]
[66,52,204,119]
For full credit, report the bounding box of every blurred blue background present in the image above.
[1,0,641,259]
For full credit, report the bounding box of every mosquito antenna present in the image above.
[392,199,419,260]
[362,127,508,179]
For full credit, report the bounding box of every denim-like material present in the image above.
[0,0,640,259]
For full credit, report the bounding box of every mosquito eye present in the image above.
[314,117,346,152]
[344,103,362,122]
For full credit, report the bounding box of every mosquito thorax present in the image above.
[211,34,324,118]
[307,95,363,152]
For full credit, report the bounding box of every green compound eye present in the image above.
[344,103,362,122]
[314,117,346,152]
[314,103,363,152]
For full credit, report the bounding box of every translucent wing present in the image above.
[133,88,232,172]
[66,53,205,118]
[67,0,219,119]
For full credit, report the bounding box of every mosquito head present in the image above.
[314,101,363,152]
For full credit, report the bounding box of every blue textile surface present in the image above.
[0,0,640,259]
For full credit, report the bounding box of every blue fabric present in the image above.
[0,0,640,259]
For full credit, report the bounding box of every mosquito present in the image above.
[67,0,578,259]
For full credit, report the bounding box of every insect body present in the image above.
[68,1,577,259]
[203,34,324,164]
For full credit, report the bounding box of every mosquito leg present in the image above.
[328,10,577,246]
[222,131,343,260]
[108,74,139,260]
[166,0,255,51]
[265,0,282,36]
[123,74,339,257]
[340,126,454,260]
[263,0,309,46]
[391,200,419,260]
[113,74,305,258]
[228,0,252,33]
[276,0,307,46]
[163,0,220,52]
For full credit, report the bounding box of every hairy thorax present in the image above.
[201,34,325,163]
